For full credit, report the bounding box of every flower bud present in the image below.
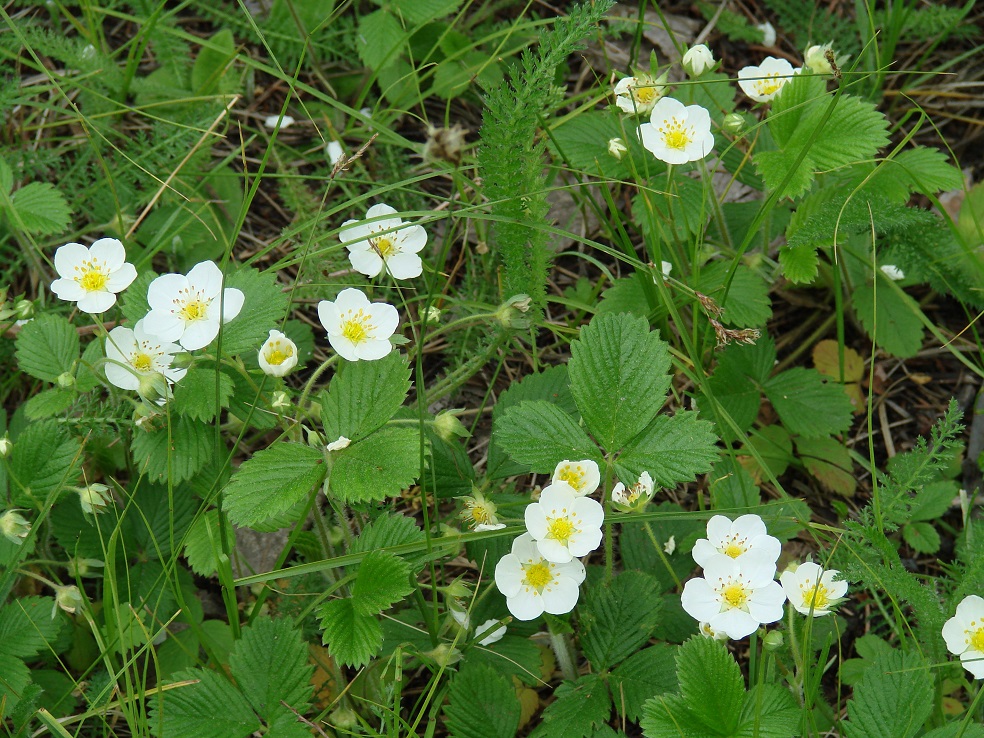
[53,584,84,616]
[66,557,104,578]
[0,435,11,458]
[722,113,745,134]
[442,578,472,600]
[496,294,532,330]
[137,371,170,405]
[763,630,785,651]
[169,351,194,369]
[611,471,656,512]
[804,43,834,75]
[0,509,31,544]
[607,137,628,160]
[56,371,76,388]
[682,44,714,78]
[77,483,112,515]
[258,329,299,377]
[14,299,34,320]
[433,410,470,443]
[424,306,442,325]
[329,707,359,729]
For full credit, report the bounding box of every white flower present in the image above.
[552,459,601,498]
[326,436,351,452]
[738,57,796,103]
[258,329,298,377]
[0,436,11,458]
[611,471,655,511]
[757,22,776,47]
[682,44,715,77]
[339,203,427,280]
[524,481,604,563]
[494,533,586,620]
[692,514,782,572]
[264,114,295,129]
[661,261,672,278]
[326,140,345,165]
[50,238,137,313]
[608,137,628,160]
[317,288,399,362]
[943,595,984,679]
[104,320,187,392]
[880,264,905,281]
[639,97,714,165]
[805,43,834,75]
[779,562,848,617]
[681,556,786,639]
[475,618,507,646]
[459,491,501,531]
[613,72,667,115]
[699,621,729,641]
[144,261,245,351]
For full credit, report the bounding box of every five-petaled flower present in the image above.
[339,203,427,280]
[943,595,984,679]
[639,97,715,165]
[692,514,782,572]
[613,72,666,116]
[524,481,604,563]
[50,238,137,313]
[459,491,504,531]
[737,57,797,103]
[779,562,848,617]
[317,288,399,362]
[258,329,299,377]
[611,471,655,511]
[552,459,601,498]
[104,320,187,393]
[681,556,786,640]
[494,532,586,620]
[144,261,245,351]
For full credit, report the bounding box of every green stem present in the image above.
[548,627,577,682]
[295,354,339,419]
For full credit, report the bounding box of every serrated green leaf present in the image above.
[218,268,290,356]
[352,550,413,615]
[8,182,71,235]
[796,436,856,497]
[357,10,406,71]
[779,243,820,283]
[569,313,671,453]
[351,513,428,569]
[532,674,611,738]
[695,262,772,329]
[763,368,853,438]
[675,637,744,735]
[391,0,463,24]
[902,521,940,554]
[328,426,420,503]
[493,401,602,474]
[843,651,933,738]
[171,365,235,422]
[320,352,410,442]
[641,693,716,738]
[228,617,314,724]
[24,388,76,420]
[223,442,326,528]
[9,420,81,505]
[123,483,195,560]
[466,634,543,686]
[120,270,157,323]
[884,147,963,196]
[444,663,520,738]
[597,274,653,319]
[909,481,957,522]
[318,598,383,668]
[131,415,214,485]
[0,597,64,659]
[582,572,662,670]
[735,684,799,737]
[853,281,924,358]
[615,412,719,488]
[0,654,30,721]
[609,645,678,722]
[183,509,235,576]
[699,360,759,443]
[76,335,106,393]
[0,157,11,193]
[15,313,79,383]
[151,668,261,738]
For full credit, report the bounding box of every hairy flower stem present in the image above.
[295,354,339,419]
[548,627,578,682]
[422,328,512,405]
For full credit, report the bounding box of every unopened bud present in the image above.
[14,299,34,320]
[424,643,462,667]
[682,44,715,78]
[723,113,745,134]
[442,578,472,600]
[56,372,75,388]
[763,630,784,651]
[66,557,104,578]
[53,584,84,616]
[0,435,11,458]
[329,707,359,729]
[433,411,470,443]
[169,351,194,369]
[137,371,170,405]
[496,294,533,330]
[0,509,31,544]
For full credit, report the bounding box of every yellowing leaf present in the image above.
[812,339,866,414]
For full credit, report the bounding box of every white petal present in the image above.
[77,291,117,314]
[539,482,576,511]
[731,514,767,539]
[525,504,548,540]
[398,225,427,254]
[368,302,399,339]
[105,362,140,390]
[961,651,984,679]
[353,338,393,361]
[572,497,604,528]
[680,578,720,622]
[317,300,340,333]
[494,554,524,597]
[567,527,602,558]
[88,237,126,271]
[221,287,245,323]
[348,247,384,277]
[104,327,137,361]
[476,620,506,646]
[186,261,224,298]
[365,203,398,221]
[713,608,759,640]
[536,538,573,564]
[142,310,185,343]
[327,334,360,362]
[649,96,686,121]
[106,262,137,292]
[510,533,540,560]
[147,273,189,311]
[542,577,580,615]
[333,288,372,313]
[691,539,718,568]
[384,252,423,280]
[50,278,86,302]
[705,515,734,545]
[556,558,586,585]
[507,588,544,621]
[179,318,220,351]
[54,242,89,278]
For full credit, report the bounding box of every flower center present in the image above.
[805,582,830,611]
[756,74,785,97]
[523,562,554,589]
[131,353,153,372]
[264,341,294,366]
[634,85,657,105]
[721,582,749,609]
[180,299,209,322]
[659,117,693,150]
[970,627,984,653]
[371,236,398,259]
[723,542,747,558]
[340,309,374,345]
[76,260,109,292]
[546,517,576,543]
[556,465,585,489]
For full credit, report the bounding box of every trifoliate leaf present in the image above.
[569,313,671,453]
[763,368,853,438]
[183,509,235,576]
[444,662,520,738]
[218,267,290,356]
[615,412,719,489]
[853,281,925,358]
[7,182,71,235]
[320,352,410,442]
[581,571,662,671]
[9,420,81,506]
[494,401,603,474]
[318,598,383,668]
[15,313,79,383]
[223,442,326,528]
[843,650,933,738]
[172,365,235,422]
[357,9,406,71]
[597,274,653,319]
[151,668,261,738]
[531,674,611,738]
[328,426,420,503]
[902,521,941,554]
[797,436,856,497]
[609,645,678,722]
[694,261,772,328]
[0,655,30,721]
[351,513,428,569]
[228,617,314,725]
[131,415,214,485]
[352,550,414,615]
[882,147,963,197]
[674,636,744,735]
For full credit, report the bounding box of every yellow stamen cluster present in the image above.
[340,308,374,344]
[721,582,749,609]
[264,340,294,366]
[75,259,109,292]
[523,561,554,589]
[755,74,785,98]
[659,116,693,150]
[370,235,397,258]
